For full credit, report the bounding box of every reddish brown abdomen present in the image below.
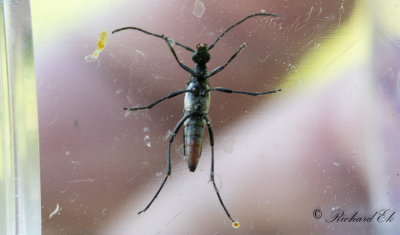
[184,117,205,172]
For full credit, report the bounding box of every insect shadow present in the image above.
[112,13,281,228]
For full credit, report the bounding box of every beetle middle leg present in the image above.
[202,114,236,223]
[138,113,193,214]
[124,89,193,111]
[207,87,282,96]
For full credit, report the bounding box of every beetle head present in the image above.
[192,43,210,65]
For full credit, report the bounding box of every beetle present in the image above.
[112,13,281,228]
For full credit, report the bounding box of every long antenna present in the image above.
[207,13,278,50]
[112,26,195,53]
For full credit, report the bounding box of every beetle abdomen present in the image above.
[184,117,205,172]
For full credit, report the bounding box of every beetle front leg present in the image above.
[206,43,248,78]
[162,36,195,76]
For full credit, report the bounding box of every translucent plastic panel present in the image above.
[0,0,41,235]
[32,0,400,234]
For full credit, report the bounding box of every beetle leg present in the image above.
[183,130,186,157]
[202,114,235,223]
[207,87,282,96]
[206,43,248,78]
[162,36,195,76]
[138,113,193,214]
[124,89,194,111]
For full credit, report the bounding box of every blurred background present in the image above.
[31,0,400,234]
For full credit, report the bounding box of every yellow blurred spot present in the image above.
[97,31,108,50]
[85,31,108,62]
[232,221,240,229]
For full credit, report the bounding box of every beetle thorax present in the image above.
[193,64,208,78]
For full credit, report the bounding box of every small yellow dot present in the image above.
[232,221,240,229]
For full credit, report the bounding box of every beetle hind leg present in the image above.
[202,114,236,223]
[183,131,186,157]
[138,113,193,214]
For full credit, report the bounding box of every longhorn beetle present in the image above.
[112,13,281,228]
